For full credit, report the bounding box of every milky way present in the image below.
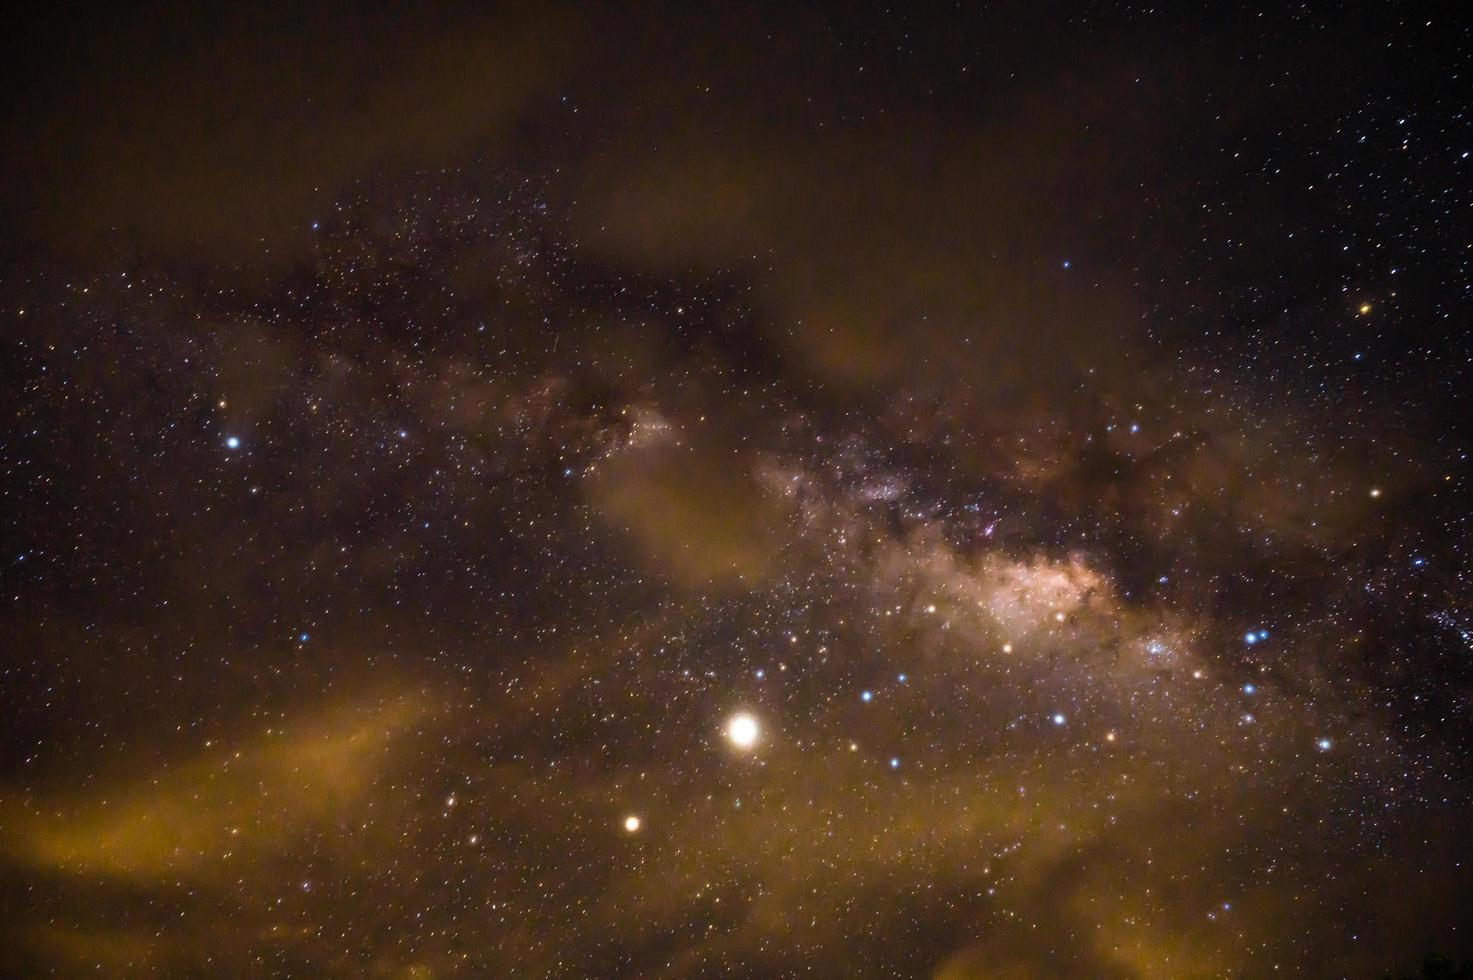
[3,4,1473,978]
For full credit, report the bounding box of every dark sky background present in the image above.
[3,3,1472,977]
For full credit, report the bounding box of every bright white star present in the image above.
[726,712,760,750]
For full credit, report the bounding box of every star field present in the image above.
[3,3,1473,978]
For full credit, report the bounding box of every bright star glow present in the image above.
[623,815,641,833]
[726,712,760,749]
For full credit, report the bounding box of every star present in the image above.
[726,712,760,750]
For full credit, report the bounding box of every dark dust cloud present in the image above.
[3,3,1473,977]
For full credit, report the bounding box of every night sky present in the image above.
[3,4,1473,977]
